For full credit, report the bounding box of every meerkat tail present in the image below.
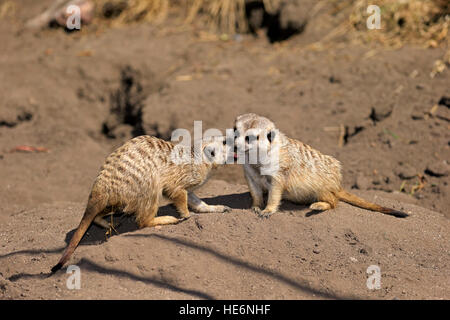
[51,195,106,273]
[337,190,408,218]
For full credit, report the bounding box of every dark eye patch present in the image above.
[267,130,276,143]
[245,135,257,143]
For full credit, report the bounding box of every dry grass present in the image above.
[71,0,450,47]
[93,0,169,25]
[346,0,449,47]
[0,0,17,19]
[185,0,248,35]
[92,0,280,34]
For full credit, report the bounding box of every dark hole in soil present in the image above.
[102,66,146,139]
[245,0,306,43]
[0,111,33,128]
[101,66,175,141]
[102,1,128,19]
[438,96,450,108]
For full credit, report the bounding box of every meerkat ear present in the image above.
[267,130,276,143]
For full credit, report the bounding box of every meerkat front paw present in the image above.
[258,209,275,218]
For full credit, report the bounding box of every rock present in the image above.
[369,104,393,122]
[411,112,424,120]
[278,0,311,31]
[434,105,450,121]
[359,248,369,255]
[0,101,33,128]
[372,179,381,185]
[394,163,418,180]
[425,161,449,177]
[25,0,94,30]
[0,276,20,299]
[54,0,94,28]
[246,0,313,42]
[438,96,450,108]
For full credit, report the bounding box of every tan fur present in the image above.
[234,113,408,218]
[51,135,231,272]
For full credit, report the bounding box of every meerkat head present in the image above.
[233,114,279,164]
[201,136,232,167]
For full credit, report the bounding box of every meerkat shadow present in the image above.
[304,209,326,217]
[279,201,311,215]
[64,212,140,246]
[200,192,311,214]
[198,192,253,209]
[64,204,183,246]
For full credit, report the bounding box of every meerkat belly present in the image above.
[282,168,329,203]
[283,180,318,204]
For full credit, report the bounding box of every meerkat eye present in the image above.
[267,130,275,143]
[210,150,215,158]
[245,136,250,143]
[222,139,227,146]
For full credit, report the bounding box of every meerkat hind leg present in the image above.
[188,192,231,213]
[138,204,183,228]
[143,215,182,227]
[94,216,111,229]
[94,214,119,237]
[167,189,191,219]
[309,202,332,211]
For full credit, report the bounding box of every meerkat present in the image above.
[233,113,408,218]
[51,135,232,273]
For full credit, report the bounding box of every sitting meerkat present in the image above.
[233,113,408,218]
[51,135,231,272]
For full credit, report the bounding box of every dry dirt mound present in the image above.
[0,180,448,300]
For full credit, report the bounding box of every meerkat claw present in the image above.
[252,206,262,215]
[179,215,190,222]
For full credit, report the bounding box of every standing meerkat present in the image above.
[234,113,408,218]
[51,135,232,272]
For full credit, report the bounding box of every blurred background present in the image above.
[0,0,449,217]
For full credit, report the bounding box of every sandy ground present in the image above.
[0,0,449,299]
[1,180,449,300]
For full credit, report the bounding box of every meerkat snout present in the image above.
[234,114,278,155]
[234,124,279,167]
[202,136,232,165]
